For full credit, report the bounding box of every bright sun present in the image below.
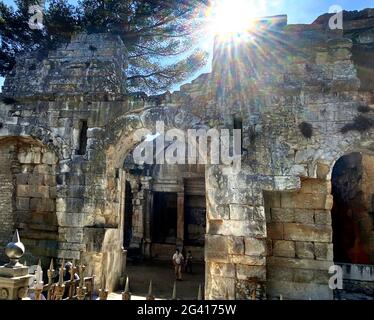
[207,0,259,40]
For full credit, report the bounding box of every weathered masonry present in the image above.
[0,9,374,299]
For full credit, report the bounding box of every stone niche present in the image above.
[0,137,58,266]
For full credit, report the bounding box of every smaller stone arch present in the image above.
[330,150,374,264]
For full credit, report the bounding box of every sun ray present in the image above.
[206,0,262,41]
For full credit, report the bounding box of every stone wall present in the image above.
[0,138,58,265]
[0,140,17,263]
[265,178,333,300]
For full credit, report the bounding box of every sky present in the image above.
[0,0,374,92]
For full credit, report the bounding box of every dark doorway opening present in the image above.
[331,152,374,264]
[184,195,206,246]
[124,181,133,248]
[152,192,177,244]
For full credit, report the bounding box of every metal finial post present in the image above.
[79,265,84,288]
[5,229,25,267]
[225,288,229,300]
[47,258,55,300]
[68,260,76,299]
[70,259,76,281]
[172,281,177,300]
[58,259,65,285]
[99,274,108,300]
[146,280,155,300]
[55,260,66,300]
[47,259,54,285]
[122,276,131,300]
[279,294,283,300]
[34,259,44,300]
[76,264,87,300]
[197,284,203,300]
[13,229,20,243]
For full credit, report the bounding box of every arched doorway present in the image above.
[331,152,374,264]
[122,161,207,299]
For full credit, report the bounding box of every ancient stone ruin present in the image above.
[0,9,374,300]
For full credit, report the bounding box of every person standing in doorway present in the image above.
[185,250,193,274]
[172,248,184,281]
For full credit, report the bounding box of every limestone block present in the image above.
[208,262,235,278]
[325,195,333,210]
[293,269,314,283]
[229,204,253,220]
[316,51,329,65]
[294,209,315,224]
[16,185,31,197]
[295,241,315,259]
[271,208,294,222]
[28,174,44,186]
[30,185,50,198]
[268,256,332,271]
[313,270,330,284]
[16,197,30,211]
[58,227,83,243]
[314,210,332,225]
[43,174,56,187]
[289,164,308,177]
[34,164,54,175]
[56,211,92,228]
[57,249,81,260]
[229,255,266,266]
[56,197,84,212]
[252,206,266,221]
[206,275,236,300]
[273,176,301,191]
[208,220,266,237]
[244,237,266,256]
[265,192,281,208]
[42,151,58,165]
[59,242,86,251]
[266,280,333,300]
[18,149,41,164]
[29,198,55,212]
[273,240,295,258]
[236,265,266,281]
[15,173,29,185]
[205,234,228,262]
[21,164,34,173]
[314,243,334,261]
[267,223,284,240]
[281,192,332,210]
[267,266,294,282]
[300,179,331,194]
[316,162,331,179]
[284,223,332,242]
[227,236,244,255]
